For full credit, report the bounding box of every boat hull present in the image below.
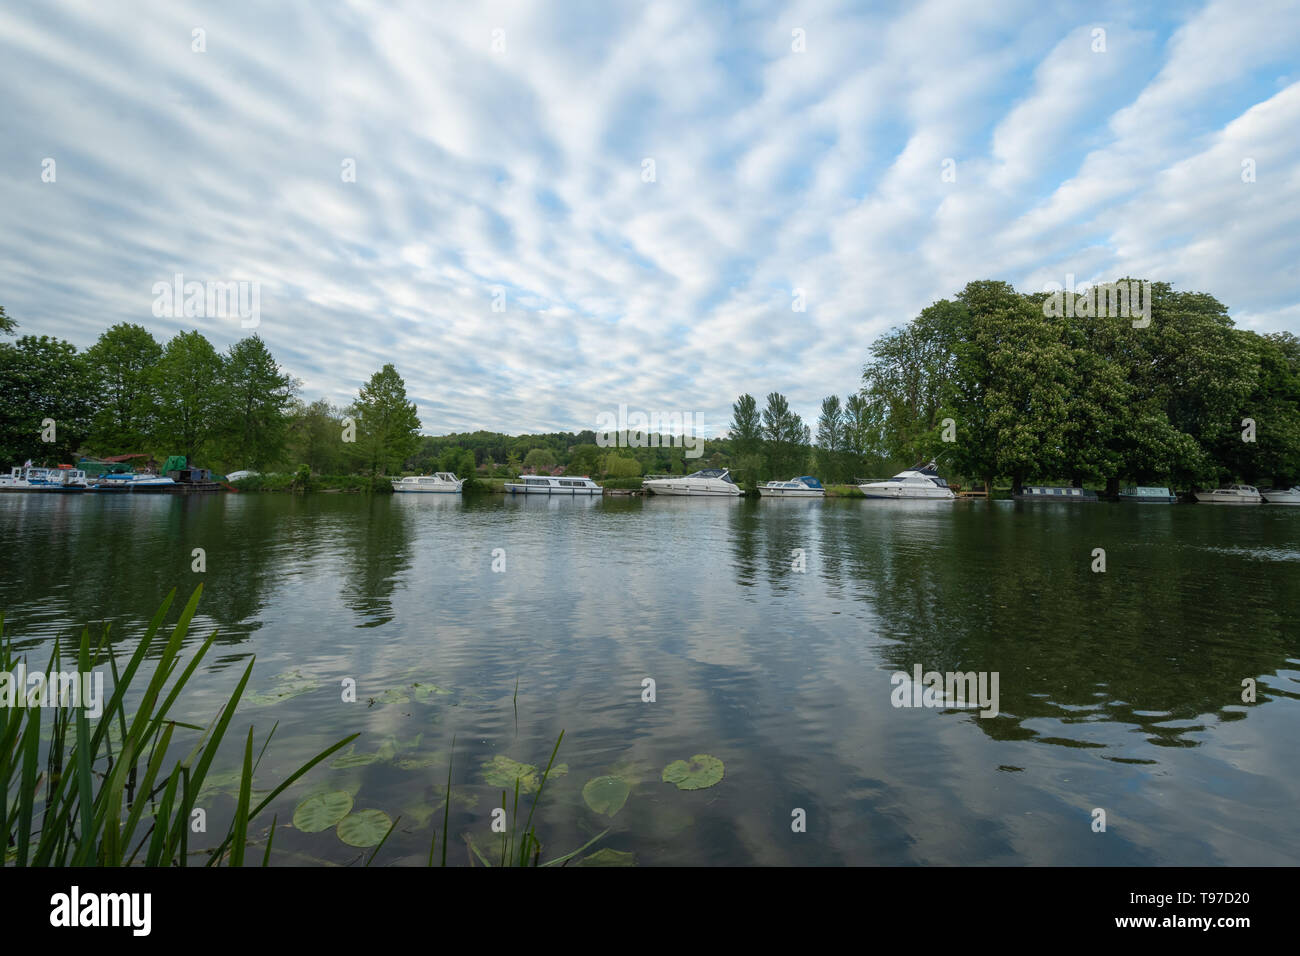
[1194,493,1260,504]
[1261,490,1300,504]
[505,484,602,495]
[759,488,824,498]
[643,482,740,496]
[859,485,954,500]
[392,486,461,494]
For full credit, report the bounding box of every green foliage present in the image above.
[151,330,225,464]
[84,323,162,454]
[522,446,556,471]
[761,392,810,479]
[859,280,1299,489]
[602,452,642,478]
[0,335,96,463]
[216,335,297,470]
[349,364,421,476]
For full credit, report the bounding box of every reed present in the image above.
[1,584,356,866]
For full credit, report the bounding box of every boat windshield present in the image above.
[686,469,733,482]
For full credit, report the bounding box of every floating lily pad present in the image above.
[379,688,410,705]
[244,670,320,707]
[336,809,393,847]
[482,755,539,793]
[293,791,353,832]
[578,848,635,866]
[411,682,451,702]
[582,776,630,817]
[329,739,396,769]
[662,754,724,790]
[396,754,442,771]
[330,749,383,769]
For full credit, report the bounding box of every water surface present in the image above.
[1,492,1296,865]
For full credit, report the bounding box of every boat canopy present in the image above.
[686,468,733,482]
[795,476,824,488]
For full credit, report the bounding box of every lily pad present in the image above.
[481,755,540,794]
[411,682,451,702]
[578,848,635,866]
[662,754,725,790]
[244,670,320,707]
[293,791,353,833]
[582,776,630,817]
[336,809,394,847]
[378,688,410,705]
[396,754,442,771]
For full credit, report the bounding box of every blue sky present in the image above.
[2,0,1298,437]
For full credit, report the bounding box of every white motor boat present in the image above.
[642,468,742,496]
[391,472,464,494]
[505,475,603,495]
[0,465,92,492]
[1194,484,1261,504]
[1260,486,1300,505]
[93,472,176,490]
[858,461,956,500]
[758,476,825,498]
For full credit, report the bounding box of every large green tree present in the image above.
[349,364,421,476]
[217,335,297,470]
[761,392,810,479]
[286,398,348,475]
[0,335,96,464]
[151,330,225,464]
[84,323,162,453]
[815,395,845,482]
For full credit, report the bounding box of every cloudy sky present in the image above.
[2,0,1298,436]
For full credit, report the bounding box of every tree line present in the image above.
[4,276,1295,491]
[859,280,1300,491]
[0,310,421,477]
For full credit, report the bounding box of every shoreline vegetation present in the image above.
[3,279,1297,496]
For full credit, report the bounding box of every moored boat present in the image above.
[91,472,176,491]
[1118,485,1177,503]
[642,468,742,496]
[1260,486,1300,505]
[758,476,825,498]
[1194,484,1261,504]
[391,472,464,494]
[1014,485,1098,502]
[858,461,956,500]
[0,464,92,492]
[505,475,603,495]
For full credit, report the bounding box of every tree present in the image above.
[815,395,844,482]
[84,323,162,454]
[286,398,347,474]
[728,394,763,461]
[0,335,96,464]
[151,331,225,464]
[0,305,14,336]
[349,364,421,476]
[523,447,557,472]
[602,453,642,478]
[761,392,809,479]
[217,335,297,470]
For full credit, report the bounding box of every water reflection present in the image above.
[1,492,1297,865]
